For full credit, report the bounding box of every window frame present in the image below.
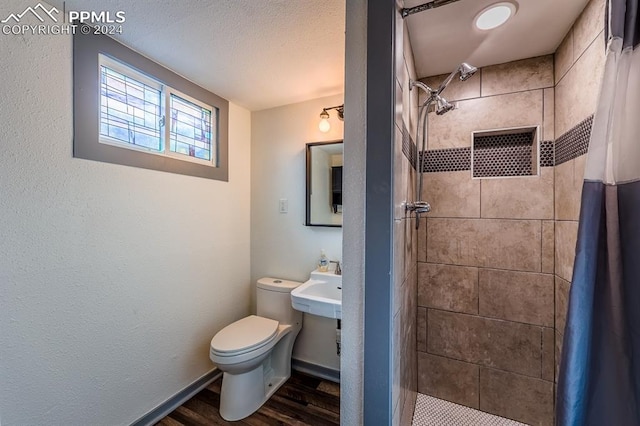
[74,26,228,181]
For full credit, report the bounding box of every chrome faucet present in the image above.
[330,260,342,276]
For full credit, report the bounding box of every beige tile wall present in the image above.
[480,368,554,425]
[392,3,419,424]
[553,0,606,393]
[427,90,545,150]
[416,55,556,425]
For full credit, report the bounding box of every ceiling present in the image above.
[47,1,591,110]
[49,0,346,111]
[404,0,591,78]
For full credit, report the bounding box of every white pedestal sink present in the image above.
[291,269,342,319]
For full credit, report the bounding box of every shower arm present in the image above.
[434,68,461,97]
[410,80,437,102]
[410,80,446,108]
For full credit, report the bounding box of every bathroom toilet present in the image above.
[210,277,302,421]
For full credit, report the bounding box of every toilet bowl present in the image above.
[210,277,302,421]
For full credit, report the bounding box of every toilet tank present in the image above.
[257,277,302,327]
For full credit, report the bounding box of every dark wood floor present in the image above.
[156,371,340,425]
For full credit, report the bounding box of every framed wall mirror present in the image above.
[305,140,343,227]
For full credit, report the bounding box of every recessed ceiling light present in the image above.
[474,2,517,31]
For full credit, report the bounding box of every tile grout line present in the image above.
[478,350,482,410]
[418,261,556,275]
[541,220,544,273]
[541,325,544,379]
[424,305,555,330]
[556,28,604,87]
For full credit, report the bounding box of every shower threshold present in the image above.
[412,394,529,425]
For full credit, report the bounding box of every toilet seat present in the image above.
[211,315,279,356]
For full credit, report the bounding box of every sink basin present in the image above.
[309,269,343,287]
[291,270,342,319]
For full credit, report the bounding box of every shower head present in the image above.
[458,62,478,81]
[435,96,455,115]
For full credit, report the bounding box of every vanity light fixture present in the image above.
[474,2,517,31]
[318,104,344,133]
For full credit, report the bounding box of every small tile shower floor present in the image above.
[412,393,528,426]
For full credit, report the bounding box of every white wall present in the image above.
[0,2,251,424]
[251,95,343,372]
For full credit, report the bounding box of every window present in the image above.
[98,55,217,166]
[74,28,228,180]
[99,57,163,153]
[168,93,214,163]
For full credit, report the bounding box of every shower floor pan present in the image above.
[412,394,528,426]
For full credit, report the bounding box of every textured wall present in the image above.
[416,56,556,425]
[391,4,420,425]
[553,0,606,387]
[251,94,343,372]
[0,1,252,425]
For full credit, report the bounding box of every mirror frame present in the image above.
[305,140,344,227]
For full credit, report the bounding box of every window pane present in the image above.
[169,94,214,162]
[100,65,162,151]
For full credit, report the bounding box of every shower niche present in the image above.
[471,126,540,178]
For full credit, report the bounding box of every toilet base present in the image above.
[219,363,287,421]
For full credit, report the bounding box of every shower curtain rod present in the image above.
[401,0,464,18]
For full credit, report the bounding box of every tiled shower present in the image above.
[392,0,606,424]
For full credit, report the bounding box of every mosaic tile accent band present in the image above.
[412,394,527,426]
[472,131,535,178]
[421,147,471,173]
[402,123,418,170]
[555,114,593,165]
[540,140,554,167]
[419,115,593,173]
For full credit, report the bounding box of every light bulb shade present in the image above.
[320,109,330,120]
[319,118,331,133]
[474,2,516,31]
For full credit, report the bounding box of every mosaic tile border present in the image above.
[421,147,471,173]
[402,123,418,170]
[419,115,593,173]
[555,114,593,165]
[540,140,554,167]
[413,394,527,426]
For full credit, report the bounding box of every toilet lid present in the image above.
[211,315,279,354]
